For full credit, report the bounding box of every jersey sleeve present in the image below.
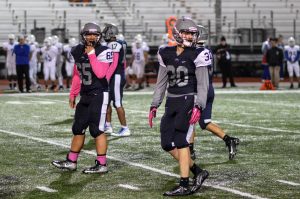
[195,66,209,109]
[157,49,166,67]
[151,66,168,108]
[96,49,113,63]
[88,48,113,79]
[194,49,212,67]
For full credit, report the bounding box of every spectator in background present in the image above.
[261,38,271,81]
[277,35,285,80]
[215,36,236,88]
[13,35,31,93]
[2,34,17,90]
[266,38,284,89]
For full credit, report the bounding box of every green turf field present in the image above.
[0,89,300,199]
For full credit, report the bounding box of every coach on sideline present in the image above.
[14,35,31,93]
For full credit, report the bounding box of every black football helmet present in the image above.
[80,22,101,46]
[102,23,119,42]
[172,17,199,47]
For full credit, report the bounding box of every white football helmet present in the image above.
[288,37,295,47]
[44,37,53,47]
[51,35,59,45]
[117,33,124,41]
[26,34,36,44]
[68,37,77,47]
[162,34,169,45]
[8,34,15,40]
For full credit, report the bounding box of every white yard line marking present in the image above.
[118,184,140,190]
[0,129,267,199]
[216,121,300,134]
[276,180,300,186]
[36,186,58,193]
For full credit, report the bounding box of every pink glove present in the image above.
[148,106,157,128]
[189,106,201,124]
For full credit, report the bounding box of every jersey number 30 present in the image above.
[167,65,188,87]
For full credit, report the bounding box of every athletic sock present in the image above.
[189,143,194,152]
[223,134,230,143]
[121,125,128,129]
[179,177,189,188]
[67,151,79,162]
[97,154,107,166]
[190,163,202,176]
[106,122,111,127]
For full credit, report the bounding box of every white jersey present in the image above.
[63,45,75,64]
[29,42,40,65]
[2,42,17,65]
[284,45,300,63]
[132,47,145,63]
[131,41,149,53]
[53,42,63,63]
[41,46,58,67]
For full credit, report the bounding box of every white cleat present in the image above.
[104,124,113,135]
[111,127,131,137]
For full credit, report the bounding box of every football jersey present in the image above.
[132,47,145,63]
[71,44,113,95]
[53,42,63,63]
[41,46,58,67]
[196,47,214,84]
[158,46,207,95]
[131,41,149,53]
[107,40,127,74]
[29,42,40,64]
[2,42,17,65]
[63,44,75,64]
[284,45,300,63]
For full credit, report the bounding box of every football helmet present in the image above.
[69,37,77,47]
[196,25,208,46]
[288,37,295,47]
[117,33,124,41]
[27,34,36,44]
[80,22,101,46]
[44,36,52,47]
[162,33,169,45]
[102,23,119,42]
[172,17,199,47]
[8,34,15,40]
[51,35,59,45]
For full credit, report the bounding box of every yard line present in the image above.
[118,184,140,190]
[276,180,300,186]
[36,186,58,193]
[216,121,300,134]
[0,129,268,199]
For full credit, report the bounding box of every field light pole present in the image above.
[250,19,254,52]
[293,19,296,41]
[24,10,27,35]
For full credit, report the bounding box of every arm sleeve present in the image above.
[151,66,168,108]
[69,64,81,100]
[295,50,300,62]
[195,67,209,109]
[87,49,113,79]
[106,52,119,82]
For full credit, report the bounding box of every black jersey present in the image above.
[157,46,208,95]
[107,40,127,75]
[71,44,113,95]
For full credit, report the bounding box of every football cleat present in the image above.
[226,137,240,160]
[190,170,209,193]
[51,159,77,171]
[82,160,108,174]
[104,123,113,134]
[163,185,192,196]
[111,127,131,137]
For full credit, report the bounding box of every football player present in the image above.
[189,25,240,161]
[2,34,17,90]
[63,37,77,89]
[148,17,209,196]
[102,23,131,136]
[52,35,64,90]
[41,37,58,91]
[52,22,117,174]
[27,34,41,90]
[284,37,300,88]
[130,34,149,90]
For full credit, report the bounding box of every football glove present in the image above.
[148,106,157,128]
[189,105,201,124]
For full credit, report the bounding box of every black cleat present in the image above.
[51,159,77,171]
[226,137,240,160]
[190,150,196,160]
[82,160,108,174]
[163,185,192,196]
[290,84,294,89]
[190,170,209,193]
